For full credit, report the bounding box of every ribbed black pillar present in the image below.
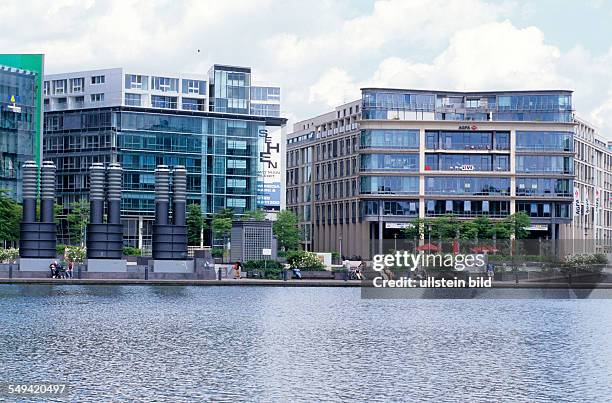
[21,161,37,223]
[107,163,122,225]
[89,162,105,224]
[172,166,187,226]
[40,161,56,224]
[155,165,170,226]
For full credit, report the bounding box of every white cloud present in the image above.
[0,0,610,136]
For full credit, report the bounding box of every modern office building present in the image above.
[560,117,612,253]
[0,54,44,200]
[287,88,577,258]
[43,65,285,248]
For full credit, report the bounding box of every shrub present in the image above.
[211,248,224,258]
[123,246,142,256]
[286,250,325,271]
[0,248,19,263]
[65,246,86,264]
[56,244,67,256]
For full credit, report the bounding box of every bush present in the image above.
[211,248,224,258]
[65,246,86,264]
[286,250,325,271]
[0,248,19,263]
[244,260,284,279]
[331,251,341,260]
[56,244,67,256]
[244,260,283,270]
[123,246,142,256]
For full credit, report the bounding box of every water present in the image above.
[0,285,610,402]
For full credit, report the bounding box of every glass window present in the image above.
[360,130,419,149]
[360,154,419,171]
[124,93,141,106]
[516,131,573,151]
[360,176,418,194]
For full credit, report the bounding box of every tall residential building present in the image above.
[560,117,612,253]
[43,65,285,249]
[0,54,44,200]
[287,89,576,258]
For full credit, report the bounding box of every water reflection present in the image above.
[0,285,610,402]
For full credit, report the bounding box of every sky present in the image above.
[2,0,611,135]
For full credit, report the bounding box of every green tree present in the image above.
[212,209,233,245]
[186,203,207,246]
[493,212,531,239]
[401,218,427,239]
[272,210,301,251]
[66,200,89,246]
[0,189,21,244]
[241,209,266,220]
[431,215,461,239]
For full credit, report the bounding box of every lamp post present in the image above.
[339,236,343,261]
[428,223,432,246]
[394,233,397,251]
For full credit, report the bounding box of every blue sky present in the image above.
[1,0,611,135]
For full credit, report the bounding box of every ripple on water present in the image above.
[0,285,610,402]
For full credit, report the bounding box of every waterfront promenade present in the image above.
[1,277,611,289]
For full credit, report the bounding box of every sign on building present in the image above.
[574,187,581,216]
[257,126,282,210]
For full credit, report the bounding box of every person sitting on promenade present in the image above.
[49,262,57,278]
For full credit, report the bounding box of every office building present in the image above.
[43,65,285,249]
[560,117,612,253]
[287,89,576,258]
[0,54,44,200]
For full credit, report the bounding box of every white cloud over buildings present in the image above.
[1,0,610,134]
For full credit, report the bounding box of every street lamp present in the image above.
[394,233,397,251]
[428,223,432,246]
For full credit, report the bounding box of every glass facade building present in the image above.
[0,54,43,201]
[44,65,284,248]
[286,88,575,258]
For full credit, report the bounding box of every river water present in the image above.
[0,285,610,402]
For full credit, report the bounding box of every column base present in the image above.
[19,257,55,271]
[87,259,127,272]
[153,260,194,273]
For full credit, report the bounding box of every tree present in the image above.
[186,203,206,246]
[66,200,89,246]
[494,212,531,239]
[212,209,233,244]
[241,209,266,220]
[0,189,21,244]
[272,210,301,251]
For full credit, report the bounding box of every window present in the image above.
[43,81,50,96]
[70,77,84,92]
[91,75,105,84]
[227,198,247,208]
[53,79,66,95]
[125,93,141,106]
[125,74,147,90]
[227,178,247,188]
[151,95,177,109]
[152,76,178,92]
[90,93,104,102]
[182,79,206,94]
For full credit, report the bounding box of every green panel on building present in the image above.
[0,54,44,200]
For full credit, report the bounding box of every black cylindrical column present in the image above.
[21,161,37,223]
[155,165,170,225]
[20,161,56,259]
[40,161,56,223]
[107,163,122,225]
[172,165,187,226]
[89,162,105,224]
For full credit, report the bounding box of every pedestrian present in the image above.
[49,262,57,278]
[233,261,242,279]
[66,260,74,279]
